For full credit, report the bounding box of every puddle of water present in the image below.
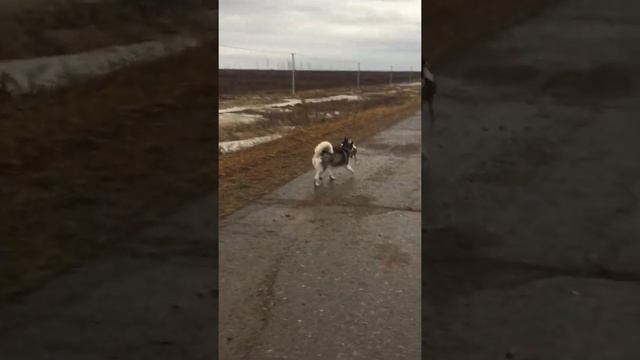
[219,134,283,153]
[374,243,412,269]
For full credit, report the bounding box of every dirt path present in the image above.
[423,0,640,358]
[220,114,421,359]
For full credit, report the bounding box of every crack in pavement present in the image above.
[237,254,286,360]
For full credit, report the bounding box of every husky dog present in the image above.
[312,136,357,187]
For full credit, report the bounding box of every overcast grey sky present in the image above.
[219,0,420,71]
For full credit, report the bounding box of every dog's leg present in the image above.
[328,167,336,180]
[347,164,355,174]
[314,169,321,187]
[313,159,323,186]
[320,164,329,180]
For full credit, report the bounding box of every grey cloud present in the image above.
[219,0,420,71]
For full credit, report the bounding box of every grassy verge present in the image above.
[219,95,421,218]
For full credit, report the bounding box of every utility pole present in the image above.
[357,62,361,90]
[291,52,296,95]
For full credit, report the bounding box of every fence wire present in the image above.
[219,45,417,72]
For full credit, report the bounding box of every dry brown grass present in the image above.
[219,95,421,218]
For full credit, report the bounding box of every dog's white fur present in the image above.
[312,141,355,187]
[313,141,334,158]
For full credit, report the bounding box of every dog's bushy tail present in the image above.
[313,141,333,158]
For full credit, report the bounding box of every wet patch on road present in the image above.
[307,190,376,209]
[263,194,405,213]
[366,166,396,182]
[373,243,412,270]
[347,194,376,205]
[362,142,421,156]
[257,194,419,224]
